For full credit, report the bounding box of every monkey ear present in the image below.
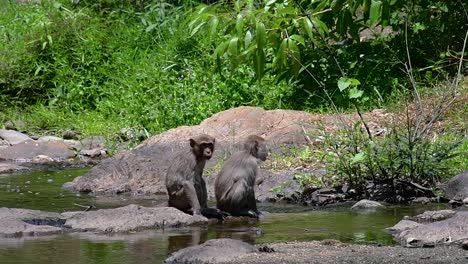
[189,138,196,148]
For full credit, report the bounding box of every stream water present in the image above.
[0,169,447,264]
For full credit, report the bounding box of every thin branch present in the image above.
[454,29,468,95]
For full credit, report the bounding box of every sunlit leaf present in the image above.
[209,16,219,37]
[349,87,364,99]
[235,14,244,36]
[190,21,206,36]
[338,77,351,91]
[290,34,305,46]
[228,37,239,56]
[245,30,253,47]
[352,152,366,163]
[369,0,382,26]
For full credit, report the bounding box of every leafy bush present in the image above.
[324,120,465,189]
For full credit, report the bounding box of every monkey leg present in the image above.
[181,181,202,215]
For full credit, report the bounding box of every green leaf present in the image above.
[190,21,206,36]
[209,16,219,37]
[256,22,266,48]
[287,38,300,60]
[254,48,265,80]
[145,23,157,33]
[311,17,329,37]
[244,30,253,47]
[352,152,366,163]
[338,77,351,91]
[369,0,382,26]
[349,87,364,99]
[228,37,239,56]
[350,78,361,86]
[290,34,305,46]
[215,40,229,57]
[235,14,244,36]
[275,38,287,67]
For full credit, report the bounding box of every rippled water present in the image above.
[0,169,447,263]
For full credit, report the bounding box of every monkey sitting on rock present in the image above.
[215,135,268,218]
[165,134,224,219]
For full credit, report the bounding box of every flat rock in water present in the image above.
[0,162,29,174]
[0,208,64,238]
[394,211,468,247]
[164,238,257,264]
[385,220,422,234]
[0,140,75,161]
[64,204,208,233]
[403,209,456,223]
[0,129,32,145]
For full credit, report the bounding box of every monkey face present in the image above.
[257,143,268,161]
[202,143,214,160]
[190,135,215,160]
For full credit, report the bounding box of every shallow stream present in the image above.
[0,169,447,263]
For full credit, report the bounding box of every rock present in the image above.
[32,155,54,164]
[80,136,106,150]
[255,171,301,203]
[62,130,78,140]
[403,209,456,224]
[310,188,344,206]
[0,140,75,161]
[4,120,26,131]
[164,238,257,264]
[0,138,9,149]
[385,220,422,234]
[63,107,321,194]
[446,171,468,200]
[461,240,468,250]
[395,211,468,247]
[64,205,207,233]
[0,208,64,238]
[0,162,29,174]
[80,148,105,158]
[411,197,432,204]
[351,199,384,211]
[37,136,63,142]
[0,129,32,145]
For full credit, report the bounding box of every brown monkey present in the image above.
[215,135,268,218]
[165,134,215,216]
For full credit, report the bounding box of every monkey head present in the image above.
[190,134,215,160]
[244,135,268,161]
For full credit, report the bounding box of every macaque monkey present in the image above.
[215,135,268,218]
[165,134,215,216]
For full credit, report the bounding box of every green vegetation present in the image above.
[0,0,466,187]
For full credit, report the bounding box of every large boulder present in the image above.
[164,238,257,264]
[62,107,323,195]
[446,171,468,200]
